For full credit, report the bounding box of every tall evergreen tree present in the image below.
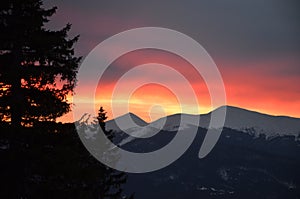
[0,0,81,127]
[74,107,133,199]
[97,106,114,140]
[96,106,132,198]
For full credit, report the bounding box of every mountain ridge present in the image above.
[106,106,300,138]
[108,105,300,123]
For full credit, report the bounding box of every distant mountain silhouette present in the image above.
[106,112,148,131]
[107,106,300,139]
[103,106,300,199]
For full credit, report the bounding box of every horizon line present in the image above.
[106,105,300,123]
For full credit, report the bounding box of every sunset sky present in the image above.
[43,0,300,122]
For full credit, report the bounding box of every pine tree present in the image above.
[97,106,114,140]
[96,106,131,198]
[0,0,81,128]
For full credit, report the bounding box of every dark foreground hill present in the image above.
[1,118,300,199]
[0,123,132,199]
[120,127,300,198]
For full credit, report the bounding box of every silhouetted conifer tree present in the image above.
[0,0,81,128]
[96,106,132,199]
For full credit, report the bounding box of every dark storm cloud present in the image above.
[43,0,300,121]
[43,0,300,86]
[45,0,300,61]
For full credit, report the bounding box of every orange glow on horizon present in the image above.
[57,50,300,123]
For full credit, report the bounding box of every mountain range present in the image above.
[104,106,300,198]
[107,105,300,139]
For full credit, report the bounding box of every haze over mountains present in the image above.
[107,106,300,139]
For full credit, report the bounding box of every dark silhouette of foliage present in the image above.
[0,121,134,199]
[97,107,108,130]
[0,0,81,128]
[95,106,132,198]
[97,106,113,141]
[0,0,133,197]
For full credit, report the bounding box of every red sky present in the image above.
[46,0,300,123]
[59,49,300,123]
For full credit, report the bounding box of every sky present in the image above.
[43,0,300,122]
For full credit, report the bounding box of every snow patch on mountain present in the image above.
[106,106,300,139]
[209,106,300,138]
[106,112,148,132]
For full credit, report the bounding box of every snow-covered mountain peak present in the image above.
[205,106,300,137]
[106,106,300,138]
[106,112,148,132]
